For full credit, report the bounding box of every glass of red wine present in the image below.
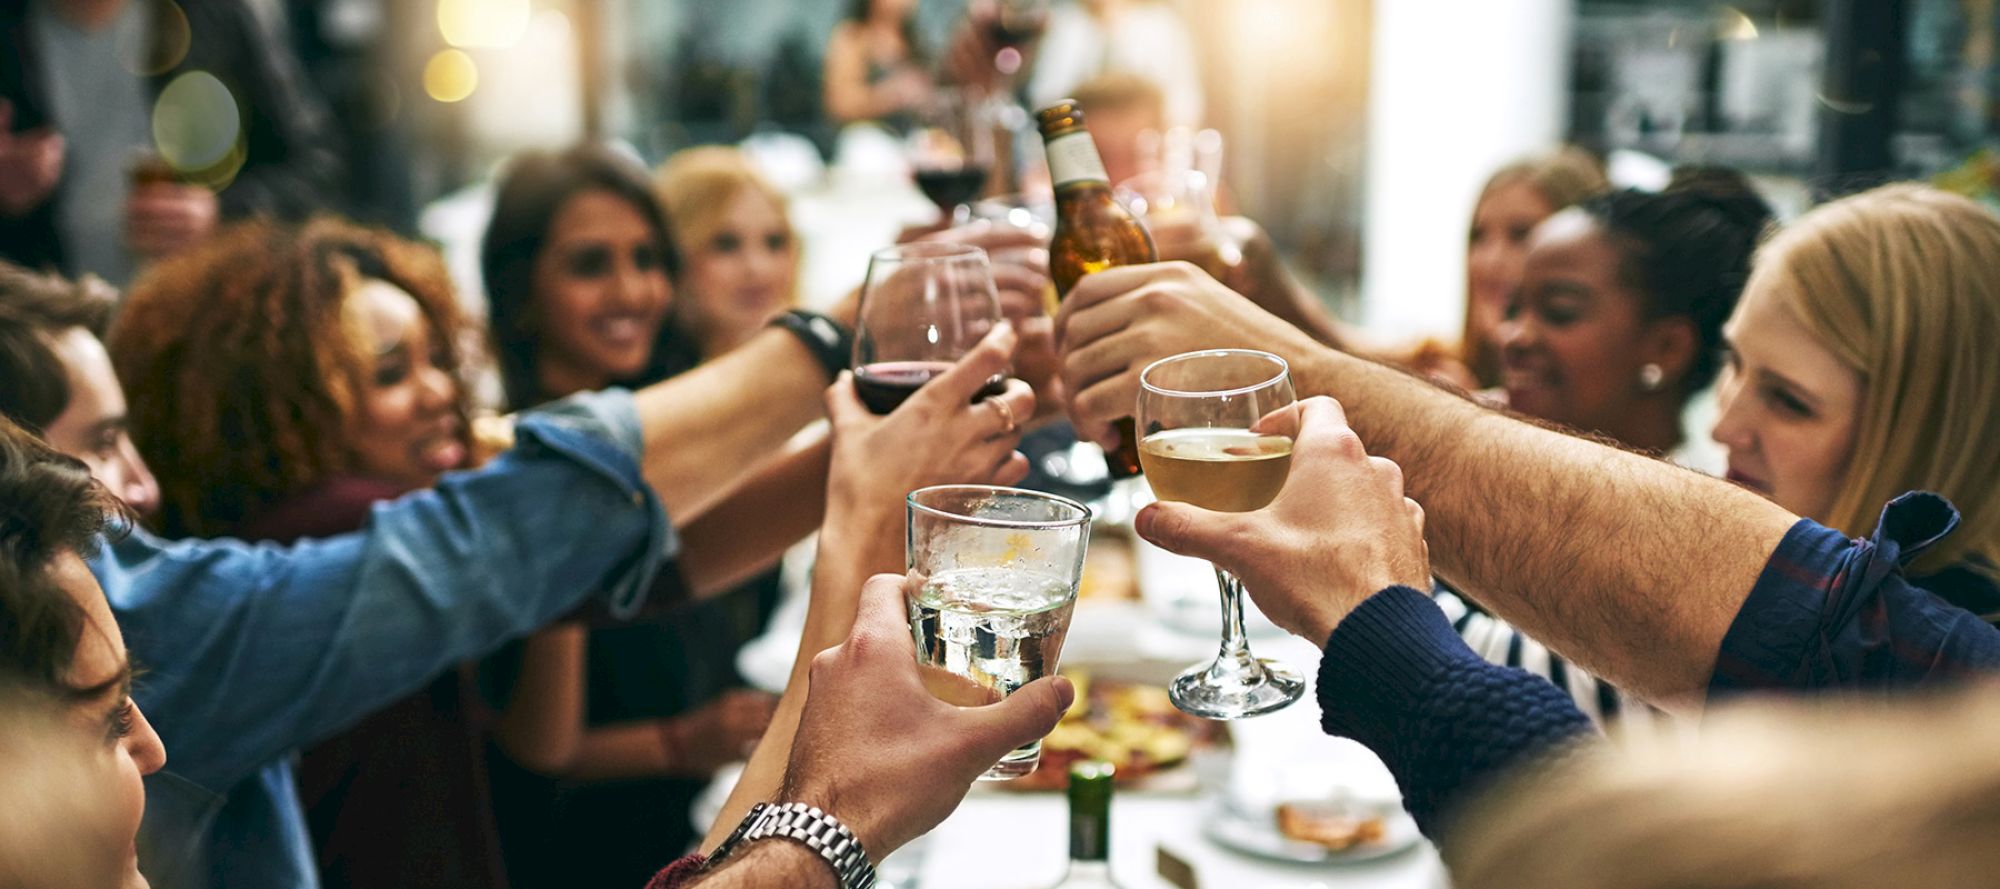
[909,88,995,226]
[853,242,1007,414]
[990,0,1047,48]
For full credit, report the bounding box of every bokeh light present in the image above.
[425,49,480,103]
[123,1,191,75]
[152,71,242,175]
[437,0,530,49]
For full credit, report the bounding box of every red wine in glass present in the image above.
[855,360,1009,415]
[914,165,990,220]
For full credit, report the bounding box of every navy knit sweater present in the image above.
[1315,585,1596,839]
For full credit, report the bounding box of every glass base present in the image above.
[1169,658,1304,720]
[978,741,1042,780]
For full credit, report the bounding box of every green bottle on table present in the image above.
[1048,760,1124,888]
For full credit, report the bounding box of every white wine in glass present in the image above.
[1137,349,1304,719]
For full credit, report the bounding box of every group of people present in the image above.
[6,1,2000,887]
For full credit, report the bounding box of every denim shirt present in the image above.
[102,390,675,889]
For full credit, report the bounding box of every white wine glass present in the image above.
[1137,349,1303,719]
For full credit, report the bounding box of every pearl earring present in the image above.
[1639,363,1665,392]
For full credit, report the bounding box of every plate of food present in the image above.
[1202,793,1420,864]
[1001,670,1228,792]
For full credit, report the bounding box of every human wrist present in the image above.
[776,781,894,868]
[1317,586,1478,736]
[770,310,853,384]
[694,837,840,889]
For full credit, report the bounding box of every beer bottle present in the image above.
[1037,100,1152,478]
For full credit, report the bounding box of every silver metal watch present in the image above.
[705,801,878,889]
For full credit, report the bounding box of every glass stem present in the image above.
[1213,567,1259,671]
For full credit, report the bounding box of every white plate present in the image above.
[1202,797,1422,865]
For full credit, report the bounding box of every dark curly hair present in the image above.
[1579,166,1773,395]
[480,144,682,409]
[0,261,119,434]
[0,414,125,700]
[110,217,475,538]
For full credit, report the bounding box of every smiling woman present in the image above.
[106,218,510,887]
[1497,167,1772,463]
[109,217,476,538]
[654,146,800,360]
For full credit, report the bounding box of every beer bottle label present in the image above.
[1046,132,1110,188]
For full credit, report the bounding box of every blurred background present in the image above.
[242,0,1999,338]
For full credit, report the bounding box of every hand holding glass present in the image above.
[907,485,1091,779]
[852,242,1006,414]
[1137,350,1303,718]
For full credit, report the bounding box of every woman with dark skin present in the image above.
[111,218,517,887]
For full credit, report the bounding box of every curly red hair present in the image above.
[111,217,474,537]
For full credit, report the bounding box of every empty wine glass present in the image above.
[1137,349,1303,719]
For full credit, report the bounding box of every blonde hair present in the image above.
[1481,146,1609,213]
[654,145,798,299]
[1450,683,2000,889]
[1753,184,2000,578]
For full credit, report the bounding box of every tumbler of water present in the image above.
[906,485,1091,779]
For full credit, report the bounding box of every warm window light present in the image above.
[424,49,479,103]
[1718,6,1759,40]
[438,0,531,48]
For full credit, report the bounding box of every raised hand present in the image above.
[826,320,1035,517]
[778,573,1074,856]
[125,183,218,259]
[0,100,64,218]
[1056,260,1324,449]
[1133,396,1430,645]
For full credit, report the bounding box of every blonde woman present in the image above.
[654,147,800,359]
[1713,184,2000,604]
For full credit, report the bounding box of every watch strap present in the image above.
[706,801,877,889]
[770,309,854,383]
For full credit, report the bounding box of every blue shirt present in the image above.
[1711,492,2000,693]
[108,391,674,889]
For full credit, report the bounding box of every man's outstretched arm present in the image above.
[1058,262,1792,706]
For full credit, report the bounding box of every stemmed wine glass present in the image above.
[986,0,1048,74]
[852,242,1006,413]
[908,87,996,226]
[1137,349,1304,718]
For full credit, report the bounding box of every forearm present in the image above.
[702,498,902,850]
[493,627,586,773]
[1319,587,1596,838]
[678,431,832,598]
[634,328,828,519]
[1294,348,1795,705]
[685,842,837,889]
[562,720,690,781]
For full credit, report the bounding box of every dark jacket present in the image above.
[0,0,343,272]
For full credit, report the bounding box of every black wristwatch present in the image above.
[704,801,877,888]
[770,309,854,383]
